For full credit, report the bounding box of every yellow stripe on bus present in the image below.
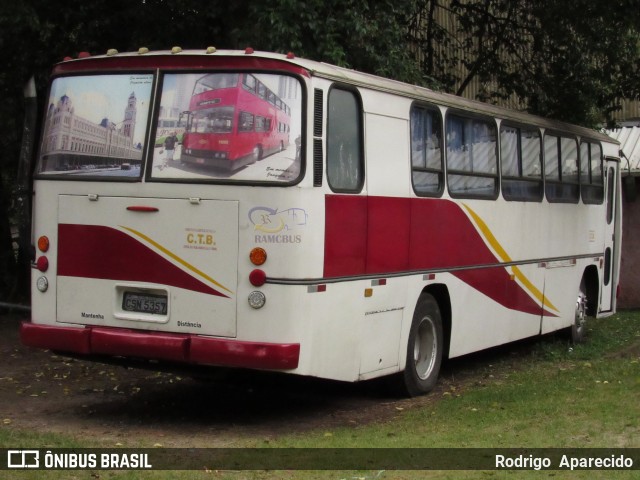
[462,204,559,314]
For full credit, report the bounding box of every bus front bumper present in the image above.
[20,322,300,370]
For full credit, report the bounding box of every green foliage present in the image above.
[245,0,425,84]
[414,0,640,126]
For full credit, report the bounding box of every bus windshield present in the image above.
[36,71,304,184]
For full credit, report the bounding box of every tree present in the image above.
[412,0,640,126]
[245,0,424,84]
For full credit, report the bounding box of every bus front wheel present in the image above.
[401,293,443,397]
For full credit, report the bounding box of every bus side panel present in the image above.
[444,270,543,358]
[296,277,406,382]
[324,195,367,277]
[326,195,551,318]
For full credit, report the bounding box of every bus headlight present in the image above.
[36,276,49,293]
[248,291,266,309]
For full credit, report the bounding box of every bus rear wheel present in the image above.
[252,145,263,162]
[400,293,443,397]
[572,284,588,344]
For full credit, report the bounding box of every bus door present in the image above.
[600,160,620,313]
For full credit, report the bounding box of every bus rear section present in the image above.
[22,51,307,373]
[24,189,299,370]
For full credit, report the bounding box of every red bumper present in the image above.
[20,322,300,370]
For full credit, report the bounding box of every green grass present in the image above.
[2,311,639,479]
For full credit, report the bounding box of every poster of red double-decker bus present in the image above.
[152,72,302,183]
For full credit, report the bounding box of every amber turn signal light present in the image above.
[37,236,50,253]
[249,247,267,266]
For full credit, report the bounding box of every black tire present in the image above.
[571,282,588,344]
[401,293,443,397]
[254,145,264,161]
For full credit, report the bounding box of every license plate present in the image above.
[122,292,168,315]
[196,158,205,164]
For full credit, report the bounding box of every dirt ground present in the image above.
[0,312,560,447]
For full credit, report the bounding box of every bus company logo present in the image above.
[184,227,217,251]
[7,450,39,468]
[249,206,307,244]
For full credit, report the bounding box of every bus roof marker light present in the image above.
[78,52,91,59]
[250,247,267,266]
[171,46,182,54]
[138,47,149,55]
[106,49,118,56]
[206,46,217,54]
[245,47,254,54]
[286,52,295,59]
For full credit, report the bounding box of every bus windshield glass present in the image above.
[151,72,303,183]
[37,74,153,177]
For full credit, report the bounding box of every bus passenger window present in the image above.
[580,141,604,204]
[410,105,443,196]
[545,134,580,203]
[327,88,363,192]
[446,113,498,199]
[500,125,542,201]
[238,112,254,132]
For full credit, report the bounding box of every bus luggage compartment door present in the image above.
[56,195,238,337]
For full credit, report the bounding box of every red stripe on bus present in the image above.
[53,55,311,78]
[324,195,554,317]
[57,224,229,298]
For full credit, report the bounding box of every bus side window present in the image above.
[239,111,254,132]
[580,141,604,204]
[500,124,543,202]
[410,105,443,196]
[446,113,498,199]
[327,87,364,192]
[545,134,580,203]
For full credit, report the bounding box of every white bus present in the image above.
[22,48,621,396]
